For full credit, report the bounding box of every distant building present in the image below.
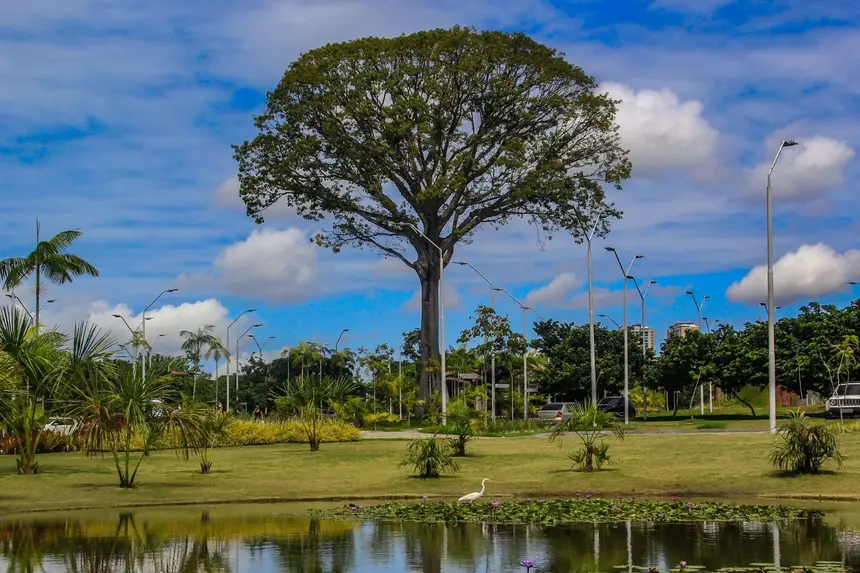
[667,322,699,338]
[627,324,656,351]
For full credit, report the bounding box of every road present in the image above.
[360,427,768,439]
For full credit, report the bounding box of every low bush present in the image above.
[126,419,360,452]
[769,409,844,474]
[398,435,459,478]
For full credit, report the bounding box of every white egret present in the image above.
[458,478,490,503]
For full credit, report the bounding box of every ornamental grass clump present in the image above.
[769,409,845,474]
[398,435,459,478]
[550,400,624,472]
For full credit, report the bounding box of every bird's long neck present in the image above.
[479,481,486,495]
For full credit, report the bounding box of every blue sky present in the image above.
[2,0,859,365]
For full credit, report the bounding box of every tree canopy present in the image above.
[233,26,631,401]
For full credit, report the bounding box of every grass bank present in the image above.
[2,431,859,516]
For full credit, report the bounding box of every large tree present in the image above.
[234,26,630,401]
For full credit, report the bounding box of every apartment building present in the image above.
[667,322,699,338]
[627,324,656,351]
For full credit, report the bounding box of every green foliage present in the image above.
[444,399,484,456]
[318,499,821,525]
[273,376,357,451]
[197,408,233,474]
[69,366,203,488]
[398,436,459,478]
[0,220,99,325]
[550,400,624,472]
[769,410,845,474]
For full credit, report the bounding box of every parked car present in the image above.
[536,402,575,422]
[320,408,337,419]
[826,382,860,419]
[42,418,78,435]
[597,396,636,418]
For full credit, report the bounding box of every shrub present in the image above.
[445,400,483,456]
[550,400,624,472]
[769,410,845,474]
[365,413,401,426]
[398,435,459,478]
[127,419,360,451]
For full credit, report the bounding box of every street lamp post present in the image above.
[605,248,644,425]
[335,329,349,351]
[702,318,720,412]
[598,313,621,330]
[140,289,178,384]
[5,293,33,323]
[494,287,543,419]
[405,223,447,422]
[250,334,275,357]
[767,139,798,433]
[233,324,262,411]
[112,314,138,379]
[576,214,604,404]
[684,290,709,332]
[630,278,656,419]
[226,309,256,411]
[150,333,165,371]
[454,261,497,420]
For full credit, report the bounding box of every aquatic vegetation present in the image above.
[313,498,823,525]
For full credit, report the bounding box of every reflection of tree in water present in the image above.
[0,512,232,573]
[269,518,355,573]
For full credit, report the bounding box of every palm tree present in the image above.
[204,337,230,408]
[0,306,116,474]
[70,365,203,488]
[273,376,356,451]
[179,324,219,399]
[0,220,99,326]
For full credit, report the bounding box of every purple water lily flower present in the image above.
[491,501,501,508]
[585,493,593,499]
[357,505,364,510]
[679,561,688,570]
[422,496,428,503]
[539,499,545,503]
[520,559,536,571]
[350,507,357,512]
[686,503,693,509]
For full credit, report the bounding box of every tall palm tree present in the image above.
[204,337,230,408]
[0,220,99,325]
[180,324,219,399]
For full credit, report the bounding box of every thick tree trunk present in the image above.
[418,255,442,413]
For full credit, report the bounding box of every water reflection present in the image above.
[0,508,858,572]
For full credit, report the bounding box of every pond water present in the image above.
[1,503,859,572]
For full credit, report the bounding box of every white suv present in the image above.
[826,383,860,419]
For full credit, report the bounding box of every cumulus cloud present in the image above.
[210,228,320,303]
[524,273,582,307]
[403,283,462,312]
[743,136,855,201]
[39,298,245,358]
[726,243,860,304]
[603,82,719,174]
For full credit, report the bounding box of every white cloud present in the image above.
[210,228,320,303]
[39,298,246,358]
[212,175,302,222]
[525,273,582,307]
[726,243,860,304]
[603,82,719,174]
[403,283,462,312]
[743,136,855,201]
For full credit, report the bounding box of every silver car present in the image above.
[826,382,860,418]
[537,402,575,422]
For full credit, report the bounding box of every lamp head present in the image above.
[268,335,275,339]
[247,308,257,313]
[112,314,122,318]
[604,246,615,252]
[703,295,710,299]
[685,291,693,296]
[783,140,799,147]
[649,280,657,285]
[635,254,644,259]
[626,275,635,280]
[253,323,263,328]
[453,261,466,266]
[760,302,767,307]
[166,288,178,293]
[47,299,56,303]
[4,294,12,299]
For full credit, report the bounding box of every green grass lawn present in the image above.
[1,430,858,516]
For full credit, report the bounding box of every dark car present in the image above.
[598,396,636,418]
